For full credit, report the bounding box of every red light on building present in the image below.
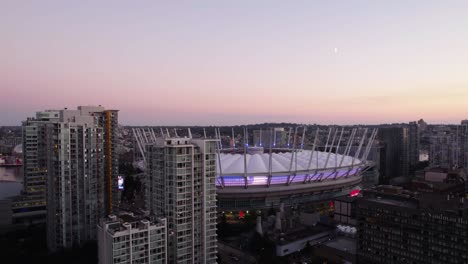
[239,211,245,219]
[350,189,360,197]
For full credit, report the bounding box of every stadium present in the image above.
[133,127,378,211]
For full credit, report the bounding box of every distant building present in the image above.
[146,137,218,263]
[428,125,461,169]
[417,119,428,132]
[411,167,465,195]
[426,122,468,195]
[98,212,167,264]
[23,106,119,251]
[357,185,468,264]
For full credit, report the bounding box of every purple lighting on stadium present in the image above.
[217,168,360,187]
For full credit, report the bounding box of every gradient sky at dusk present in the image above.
[2,1,468,125]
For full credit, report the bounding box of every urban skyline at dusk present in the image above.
[2,1,468,125]
[2,2,468,263]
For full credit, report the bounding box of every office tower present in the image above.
[357,186,468,264]
[98,212,167,264]
[22,106,119,251]
[378,123,419,183]
[22,110,60,206]
[378,127,409,181]
[146,137,218,264]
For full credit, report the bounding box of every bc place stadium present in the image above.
[133,126,377,211]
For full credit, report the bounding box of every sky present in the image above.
[1,1,468,125]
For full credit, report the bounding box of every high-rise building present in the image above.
[146,137,218,264]
[98,212,167,264]
[22,110,60,206]
[378,123,419,182]
[23,106,119,251]
[357,185,468,264]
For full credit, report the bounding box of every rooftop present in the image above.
[323,236,356,254]
[100,211,166,235]
[277,224,333,245]
[361,185,468,213]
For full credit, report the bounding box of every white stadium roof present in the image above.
[217,150,361,175]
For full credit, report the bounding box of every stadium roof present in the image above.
[217,150,361,175]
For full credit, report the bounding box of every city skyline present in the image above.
[2,1,468,125]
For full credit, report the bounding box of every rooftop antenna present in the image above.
[203,128,207,138]
[187,128,192,139]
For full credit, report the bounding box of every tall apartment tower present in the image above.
[22,106,119,251]
[22,111,60,207]
[146,137,218,264]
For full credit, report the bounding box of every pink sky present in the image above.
[1,1,468,125]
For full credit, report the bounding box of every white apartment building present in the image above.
[146,137,218,264]
[23,106,119,251]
